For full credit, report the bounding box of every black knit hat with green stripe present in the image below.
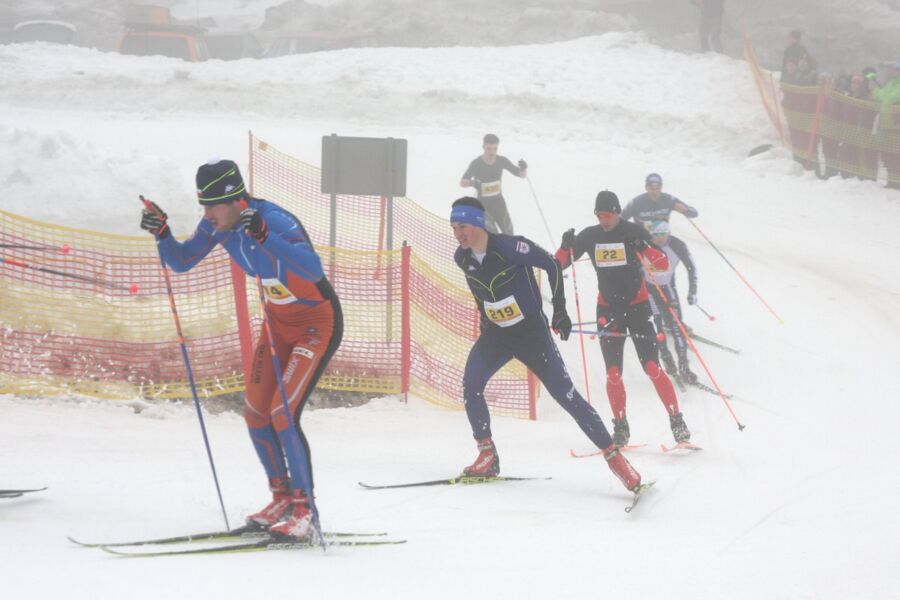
[196,159,247,205]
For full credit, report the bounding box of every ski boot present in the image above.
[602,444,641,491]
[246,476,292,529]
[612,417,630,447]
[669,412,691,444]
[462,437,500,477]
[677,358,698,384]
[269,489,314,541]
[660,351,678,376]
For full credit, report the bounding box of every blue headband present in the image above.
[450,205,486,229]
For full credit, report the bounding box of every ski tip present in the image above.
[624,481,656,514]
[67,535,93,547]
[660,442,703,453]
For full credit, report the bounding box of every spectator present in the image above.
[795,53,819,85]
[841,73,880,180]
[781,30,808,78]
[691,0,724,53]
[873,61,900,188]
[781,57,799,84]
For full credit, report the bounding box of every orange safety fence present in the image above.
[744,35,900,187]
[0,134,535,419]
[248,134,534,418]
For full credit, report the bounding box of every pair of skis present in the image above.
[569,441,703,458]
[0,486,47,499]
[69,525,405,557]
[358,474,652,513]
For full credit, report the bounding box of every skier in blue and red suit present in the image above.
[139,158,342,541]
[450,196,642,493]
[556,190,692,448]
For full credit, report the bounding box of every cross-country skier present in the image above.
[139,158,342,541]
[459,133,527,235]
[645,220,699,384]
[450,196,643,493]
[556,191,692,448]
[622,173,699,231]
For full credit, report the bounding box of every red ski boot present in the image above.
[462,437,500,477]
[269,489,313,541]
[602,444,641,491]
[246,477,292,529]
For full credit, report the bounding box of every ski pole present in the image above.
[237,199,326,550]
[694,303,716,321]
[0,255,139,293]
[0,243,71,253]
[571,328,657,340]
[639,252,745,431]
[567,249,593,405]
[139,196,230,530]
[686,219,783,324]
[525,175,556,249]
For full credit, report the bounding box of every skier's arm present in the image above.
[500,156,526,178]
[505,238,566,307]
[632,226,669,272]
[621,200,637,221]
[554,228,586,268]
[251,211,324,282]
[671,196,699,218]
[157,221,219,273]
[671,237,698,300]
[460,160,478,188]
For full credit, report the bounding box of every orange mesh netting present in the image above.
[0,135,533,419]
[249,134,532,418]
[744,35,900,186]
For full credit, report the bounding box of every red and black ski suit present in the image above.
[555,219,681,421]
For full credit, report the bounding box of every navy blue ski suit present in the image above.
[455,233,613,449]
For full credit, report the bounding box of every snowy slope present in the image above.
[2,30,900,600]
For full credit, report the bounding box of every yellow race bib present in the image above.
[480,180,502,197]
[483,295,524,327]
[594,243,627,268]
[261,277,298,305]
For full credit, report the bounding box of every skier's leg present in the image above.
[516,325,612,449]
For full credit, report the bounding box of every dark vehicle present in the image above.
[12,20,76,44]
[118,22,209,62]
[205,31,262,60]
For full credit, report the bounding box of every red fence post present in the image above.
[400,244,411,401]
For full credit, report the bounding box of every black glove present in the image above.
[560,228,576,250]
[140,200,169,238]
[551,307,572,341]
[240,208,269,243]
[518,159,528,170]
[687,282,698,305]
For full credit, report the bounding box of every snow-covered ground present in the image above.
[2,27,900,600]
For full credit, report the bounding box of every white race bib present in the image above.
[480,180,502,197]
[483,295,525,327]
[594,243,627,268]
[261,277,298,305]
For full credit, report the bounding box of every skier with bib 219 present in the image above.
[450,196,644,494]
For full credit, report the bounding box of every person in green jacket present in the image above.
[873,62,900,188]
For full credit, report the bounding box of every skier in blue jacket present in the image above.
[140,158,342,541]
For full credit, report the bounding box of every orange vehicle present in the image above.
[118,5,209,63]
